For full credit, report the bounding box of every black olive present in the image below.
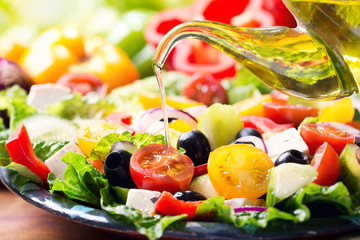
[177,129,211,166]
[104,150,135,188]
[274,149,310,166]
[235,127,262,139]
[173,190,206,201]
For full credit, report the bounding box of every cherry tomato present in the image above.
[263,102,319,127]
[105,112,132,125]
[182,73,228,107]
[240,116,293,140]
[300,122,355,155]
[208,144,274,200]
[311,142,340,186]
[130,144,194,193]
[77,121,125,157]
[56,73,107,96]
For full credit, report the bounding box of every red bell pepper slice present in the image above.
[262,0,297,27]
[191,0,275,27]
[241,115,293,139]
[144,9,191,70]
[6,124,51,184]
[172,41,236,80]
[193,163,208,179]
[155,191,204,220]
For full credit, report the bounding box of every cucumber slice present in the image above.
[197,103,243,150]
[339,143,360,193]
[189,174,218,199]
[22,115,78,143]
[266,163,318,207]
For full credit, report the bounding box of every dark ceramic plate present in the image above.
[1,167,360,240]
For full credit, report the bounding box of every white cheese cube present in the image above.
[265,128,309,162]
[45,142,83,181]
[27,83,71,112]
[126,189,161,215]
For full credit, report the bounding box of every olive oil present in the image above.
[152,0,360,149]
[153,0,360,100]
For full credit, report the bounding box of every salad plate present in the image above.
[1,167,360,240]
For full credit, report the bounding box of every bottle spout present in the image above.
[153,20,357,100]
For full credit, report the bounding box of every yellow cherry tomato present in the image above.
[208,144,274,200]
[318,97,354,123]
[68,36,139,91]
[77,121,124,157]
[232,94,271,117]
[138,92,202,110]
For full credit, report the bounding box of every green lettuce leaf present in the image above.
[101,199,186,240]
[0,85,27,109]
[48,152,108,207]
[45,93,115,120]
[90,131,165,161]
[196,183,359,234]
[32,140,69,161]
[0,85,36,130]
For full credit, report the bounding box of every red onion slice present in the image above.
[132,107,198,133]
[234,206,267,213]
[232,135,267,153]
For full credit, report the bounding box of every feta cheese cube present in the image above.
[126,189,161,215]
[44,142,83,180]
[27,83,71,112]
[265,128,309,162]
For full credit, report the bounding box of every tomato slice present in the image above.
[263,102,319,127]
[300,122,355,155]
[56,72,107,96]
[240,116,293,139]
[208,144,273,200]
[130,144,194,193]
[311,142,340,186]
[182,73,228,107]
[155,191,203,220]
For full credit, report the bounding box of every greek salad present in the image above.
[1,71,360,240]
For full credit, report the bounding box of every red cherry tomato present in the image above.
[155,191,203,220]
[311,142,340,186]
[56,73,107,96]
[130,144,194,193]
[300,122,355,155]
[240,116,293,139]
[263,102,319,127]
[182,73,228,107]
[105,112,132,125]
